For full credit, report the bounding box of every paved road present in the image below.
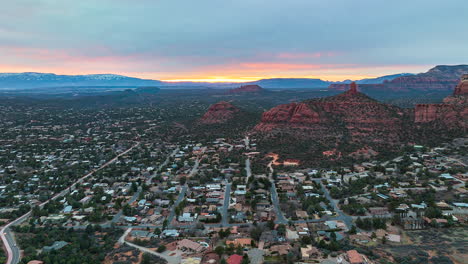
[244,136,250,149]
[313,179,353,229]
[267,161,288,224]
[110,147,180,226]
[166,147,206,228]
[110,187,142,225]
[3,229,20,264]
[0,142,140,264]
[269,182,288,224]
[245,158,252,184]
[441,155,467,167]
[221,141,234,152]
[166,185,188,227]
[267,158,353,228]
[118,227,133,244]
[120,227,181,264]
[147,147,180,185]
[221,183,232,226]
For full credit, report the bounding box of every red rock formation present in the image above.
[228,85,264,93]
[255,83,407,147]
[454,74,468,95]
[256,102,321,129]
[349,82,358,93]
[255,75,467,164]
[199,101,240,124]
[328,65,468,93]
[414,75,468,129]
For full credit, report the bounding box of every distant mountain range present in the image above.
[0,65,466,91]
[329,65,468,93]
[353,73,414,84]
[0,72,162,89]
[0,72,412,90]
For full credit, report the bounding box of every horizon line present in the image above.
[0,71,412,83]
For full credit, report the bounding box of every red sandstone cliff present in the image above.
[414,74,468,129]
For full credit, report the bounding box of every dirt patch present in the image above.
[377,228,468,264]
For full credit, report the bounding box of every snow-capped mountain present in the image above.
[0,72,162,89]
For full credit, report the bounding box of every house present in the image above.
[376,193,389,200]
[234,185,247,195]
[346,250,365,264]
[63,205,73,214]
[182,257,202,264]
[268,244,292,255]
[131,230,157,239]
[368,207,389,217]
[124,216,137,223]
[206,184,221,191]
[178,212,197,222]
[325,221,338,230]
[162,229,180,237]
[226,238,252,247]
[42,241,68,252]
[177,239,204,252]
[301,245,320,259]
[296,210,309,219]
[227,254,243,264]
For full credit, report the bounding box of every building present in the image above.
[42,241,68,252]
[226,238,252,247]
[177,239,204,253]
[301,245,320,260]
[346,250,365,264]
[227,254,243,264]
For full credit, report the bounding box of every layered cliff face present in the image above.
[199,101,241,124]
[414,74,468,129]
[453,74,468,96]
[255,82,409,155]
[329,65,468,93]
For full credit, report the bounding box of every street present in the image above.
[0,142,140,264]
[221,183,232,226]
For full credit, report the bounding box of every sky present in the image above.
[0,0,467,82]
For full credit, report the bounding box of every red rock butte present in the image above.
[228,84,264,93]
[255,81,406,147]
[199,101,241,124]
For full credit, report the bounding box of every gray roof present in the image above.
[42,241,68,252]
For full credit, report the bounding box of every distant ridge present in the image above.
[228,84,265,93]
[329,65,468,93]
[1,65,464,90]
[355,73,414,84]
[0,72,161,89]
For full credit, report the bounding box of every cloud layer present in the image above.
[1,0,467,81]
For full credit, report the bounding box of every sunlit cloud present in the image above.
[0,0,465,83]
[276,52,339,60]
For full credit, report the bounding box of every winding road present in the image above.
[0,142,140,264]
